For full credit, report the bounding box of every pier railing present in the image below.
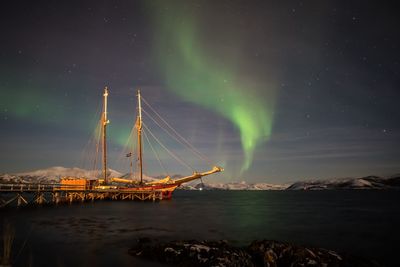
[0,183,72,192]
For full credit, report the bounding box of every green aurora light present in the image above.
[150,3,276,172]
[0,86,65,125]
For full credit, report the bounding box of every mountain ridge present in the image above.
[1,166,399,190]
[286,175,400,190]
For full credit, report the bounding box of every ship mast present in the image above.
[136,90,143,184]
[102,87,110,184]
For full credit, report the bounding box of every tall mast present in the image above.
[102,87,110,184]
[136,90,143,184]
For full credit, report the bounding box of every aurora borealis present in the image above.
[149,2,275,172]
[0,1,399,182]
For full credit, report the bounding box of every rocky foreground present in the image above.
[129,238,383,267]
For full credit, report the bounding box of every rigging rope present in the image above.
[142,129,169,177]
[141,97,213,165]
[93,119,102,173]
[115,120,137,176]
[141,107,213,170]
[143,122,194,172]
[78,99,103,173]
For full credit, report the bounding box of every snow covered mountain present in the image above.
[0,166,287,189]
[0,166,123,183]
[286,175,400,190]
[18,166,122,179]
[179,175,400,191]
[1,167,399,190]
[179,181,289,190]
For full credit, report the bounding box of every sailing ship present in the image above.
[61,87,223,200]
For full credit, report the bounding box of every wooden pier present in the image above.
[0,183,167,208]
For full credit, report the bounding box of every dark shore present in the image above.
[129,238,384,267]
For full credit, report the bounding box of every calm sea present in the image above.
[1,190,399,266]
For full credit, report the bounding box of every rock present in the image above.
[247,240,384,267]
[264,249,277,267]
[129,239,254,267]
[129,238,384,267]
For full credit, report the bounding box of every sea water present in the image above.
[1,190,399,266]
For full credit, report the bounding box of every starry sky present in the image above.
[0,0,399,183]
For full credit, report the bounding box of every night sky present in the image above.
[1,0,399,183]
